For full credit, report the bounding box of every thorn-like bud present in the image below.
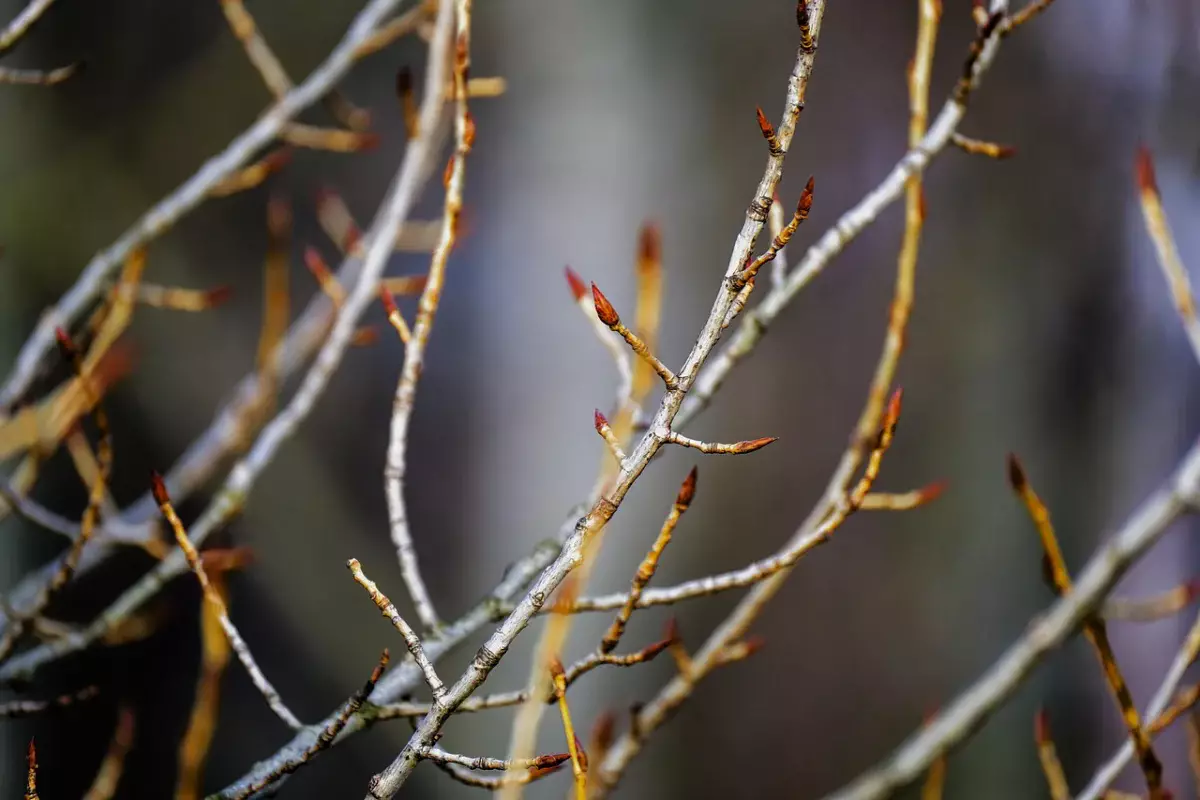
[798,175,815,219]
[742,635,767,657]
[149,470,170,506]
[1135,145,1158,195]
[675,466,698,509]
[917,479,949,504]
[1034,708,1050,744]
[204,285,234,307]
[637,634,673,661]
[756,106,780,152]
[574,735,589,772]
[530,752,572,773]
[638,222,661,267]
[564,266,587,301]
[1006,453,1027,492]
[591,283,620,327]
[305,246,331,278]
[379,285,399,317]
[732,436,778,454]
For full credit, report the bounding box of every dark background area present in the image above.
[2,0,1200,797]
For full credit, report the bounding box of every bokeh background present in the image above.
[2,0,1200,797]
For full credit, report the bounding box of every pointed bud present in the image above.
[885,388,904,427]
[149,470,170,506]
[305,246,332,280]
[755,106,777,144]
[675,466,698,509]
[574,735,589,771]
[1006,453,1027,492]
[798,175,815,218]
[742,635,767,657]
[548,656,565,680]
[916,479,948,505]
[530,752,572,773]
[593,409,608,434]
[638,222,661,267]
[665,616,681,645]
[203,285,233,307]
[641,635,673,660]
[591,283,619,327]
[564,266,587,301]
[351,326,380,347]
[1135,145,1158,195]
[732,436,778,454]
[1034,708,1050,744]
[379,285,399,317]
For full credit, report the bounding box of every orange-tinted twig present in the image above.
[176,570,234,800]
[135,283,233,312]
[550,658,588,800]
[600,468,695,653]
[209,148,293,197]
[591,283,677,388]
[950,133,1015,159]
[859,481,947,511]
[281,123,380,153]
[152,472,303,730]
[82,706,136,800]
[1009,456,1163,797]
[1136,146,1200,365]
[1104,579,1200,623]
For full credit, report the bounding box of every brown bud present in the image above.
[675,466,698,509]
[755,106,777,147]
[530,752,572,774]
[591,283,620,327]
[638,222,661,268]
[351,326,380,347]
[798,175,815,218]
[1006,453,1027,492]
[884,388,904,427]
[732,436,778,454]
[149,470,170,506]
[574,735,589,772]
[379,285,399,317]
[917,479,948,505]
[1135,145,1158,195]
[664,616,681,645]
[548,656,565,680]
[203,285,234,307]
[742,635,767,657]
[304,246,332,280]
[370,648,391,682]
[564,266,587,302]
[640,635,673,660]
[1034,708,1050,744]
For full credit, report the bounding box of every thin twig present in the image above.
[0,685,97,717]
[151,472,303,730]
[382,0,476,633]
[347,558,446,700]
[82,706,136,800]
[227,650,390,800]
[0,0,428,410]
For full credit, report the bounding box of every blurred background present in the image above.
[1,0,1199,797]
